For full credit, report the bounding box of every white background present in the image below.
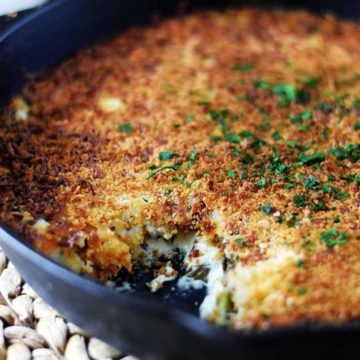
[0,0,47,16]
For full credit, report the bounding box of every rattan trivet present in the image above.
[0,247,139,360]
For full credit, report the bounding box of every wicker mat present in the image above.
[0,247,139,360]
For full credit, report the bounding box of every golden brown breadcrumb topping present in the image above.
[0,8,359,328]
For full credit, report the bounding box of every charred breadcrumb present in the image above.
[0,9,359,328]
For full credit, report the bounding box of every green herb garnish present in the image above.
[241,171,249,180]
[273,83,296,106]
[147,164,181,179]
[263,204,271,215]
[118,123,132,133]
[257,178,267,188]
[224,133,241,143]
[297,152,325,166]
[232,63,255,73]
[227,169,236,179]
[253,79,271,90]
[296,259,305,269]
[320,229,348,247]
[189,149,198,162]
[211,135,222,142]
[297,288,308,295]
[334,215,340,223]
[303,175,318,189]
[159,151,178,161]
[239,130,255,139]
[293,194,307,207]
[302,76,320,89]
[235,238,245,245]
[322,127,329,140]
[328,144,360,163]
[271,131,283,141]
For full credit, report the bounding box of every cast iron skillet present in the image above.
[0,1,360,359]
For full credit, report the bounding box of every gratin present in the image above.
[0,8,359,329]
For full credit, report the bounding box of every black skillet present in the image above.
[1,1,360,359]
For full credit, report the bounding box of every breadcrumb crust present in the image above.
[0,8,359,328]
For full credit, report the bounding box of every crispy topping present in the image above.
[0,8,359,328]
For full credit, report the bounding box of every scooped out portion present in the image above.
[0,8,359,329]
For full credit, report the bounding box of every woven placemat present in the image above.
[0,247,139,360]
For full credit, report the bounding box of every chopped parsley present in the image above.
[197,100,211,106]
[159,151,178,161]
[241,154,255,165]
[316,102,332,113]
[239,130,255,139]
[227,169,236,179]
[189,149,198,163]
[232,63,255,73]
[293,194,307,207]
[255,121,272,131]
[296,259,305,269]
[322,127,329,140]
[333,215,340,223]
[303,175,318,189]
[257,178,267,188]
[211,135,222,142]
[271,131,283,141]
[297,152,325,166]
[286,140,297,148]
[118,123,132,133]
[224,133,241,143]
[241,171,249,180]
[273,83,296,106]
[253,79,271,90]
[328,144,360,163]
[297,288,308,295]
[263,204,271,215]
[302,76,320,89]
[179,174,187,184]
[234,238,245,245]
[147,164,181,179]
[320,229,348,247]
[289,109,312,124]
[273,83,310,107]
